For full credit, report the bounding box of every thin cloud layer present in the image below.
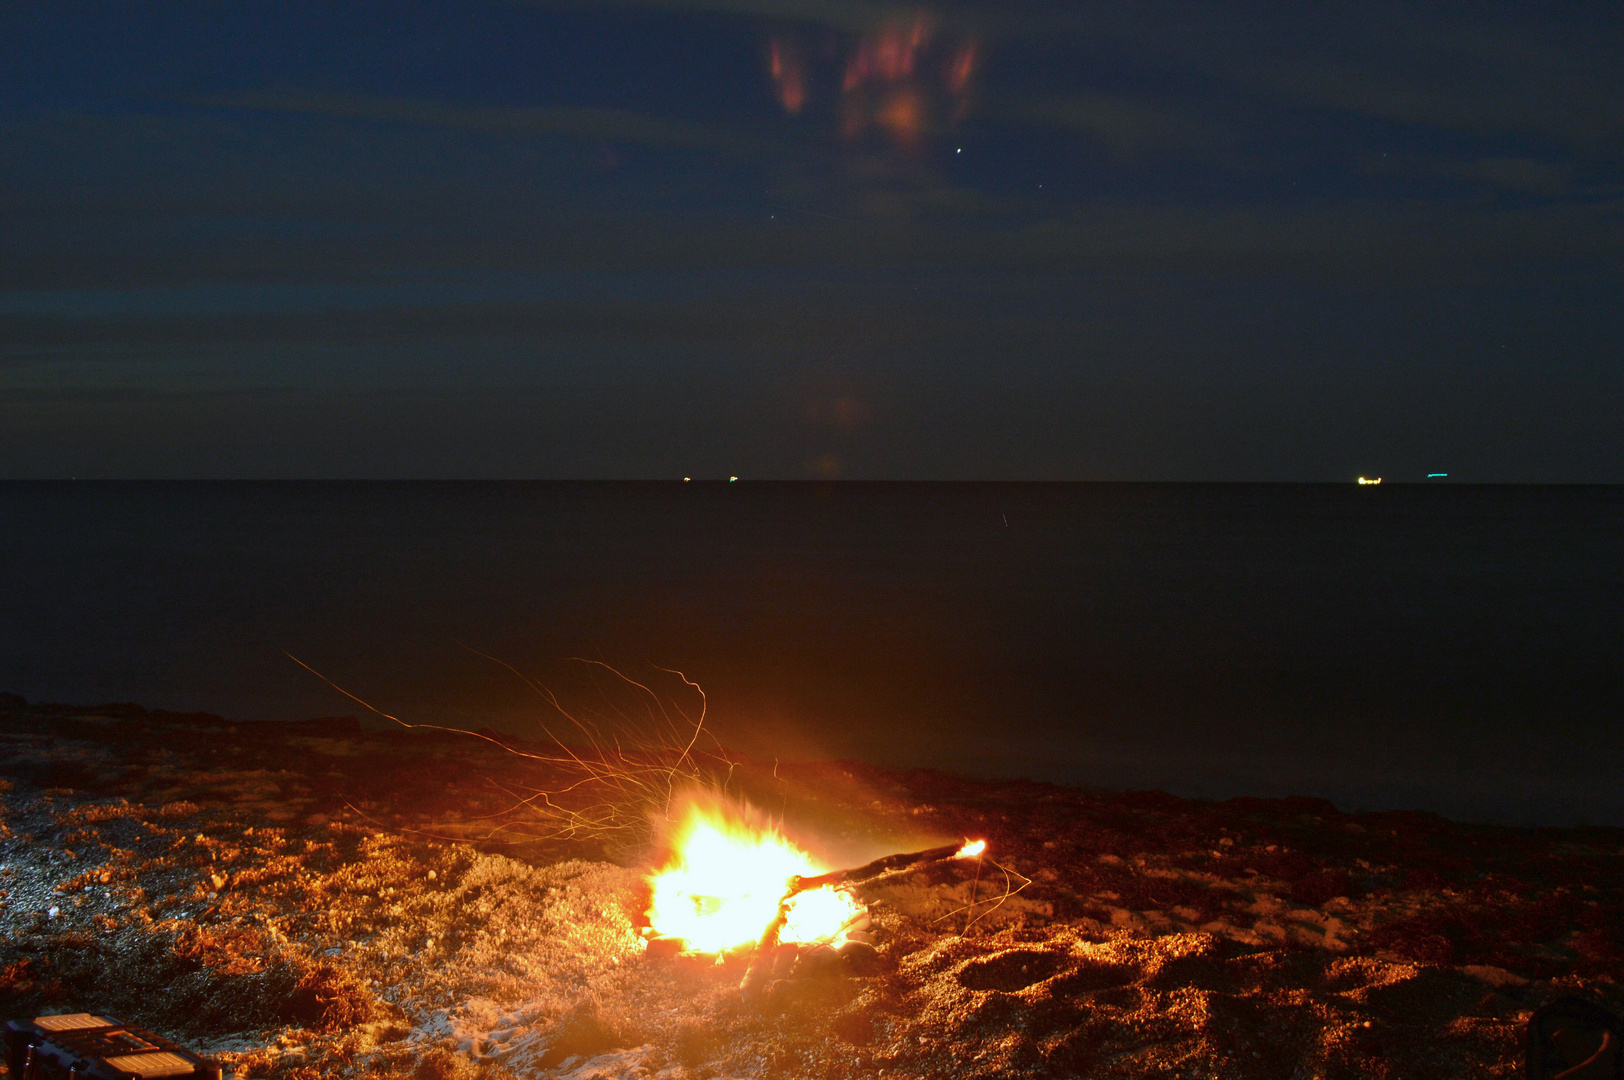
[0,0,1618,478]
[210,91,738,150]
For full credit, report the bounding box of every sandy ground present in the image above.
[2,699,1622,1079]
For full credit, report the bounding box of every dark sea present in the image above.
[2,481,1620,827]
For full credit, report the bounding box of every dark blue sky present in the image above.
[2,1,1620,479]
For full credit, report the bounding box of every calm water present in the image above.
[2,481,1620,826]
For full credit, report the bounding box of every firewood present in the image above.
[741,840,982,1003]
[787,841,970,894]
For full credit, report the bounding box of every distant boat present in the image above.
[1357,477,1382,485]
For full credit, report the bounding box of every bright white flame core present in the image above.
[647,806,863,954]
[956,839,986,859]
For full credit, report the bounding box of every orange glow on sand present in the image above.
[646,803,863,954]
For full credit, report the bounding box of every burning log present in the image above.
[788,839,985,894]
[739,839,986,1003]
[737,900,795,1002]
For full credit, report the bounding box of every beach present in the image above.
[3,699,1620,1078]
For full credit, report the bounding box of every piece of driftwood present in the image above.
[739,841,982,1002]
[788,841,971,893]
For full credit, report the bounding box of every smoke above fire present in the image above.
[768,11,979,151]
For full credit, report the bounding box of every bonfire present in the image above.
[645,802,869,956]
[643,800,996,1002]
[284,656,1021,998]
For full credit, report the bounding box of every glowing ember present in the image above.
[647,804,863,954]
[955,839,986,859]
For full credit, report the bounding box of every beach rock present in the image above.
[792,943,842,978]
[837,939,882,975]
[643,935,684,959]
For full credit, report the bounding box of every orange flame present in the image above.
[646,804,863,954]
[843,13,933,91]
[765,11,979,151]
[944,39,977,93]
[769,38,806,114]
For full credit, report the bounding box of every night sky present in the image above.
[3,2,1620,481]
